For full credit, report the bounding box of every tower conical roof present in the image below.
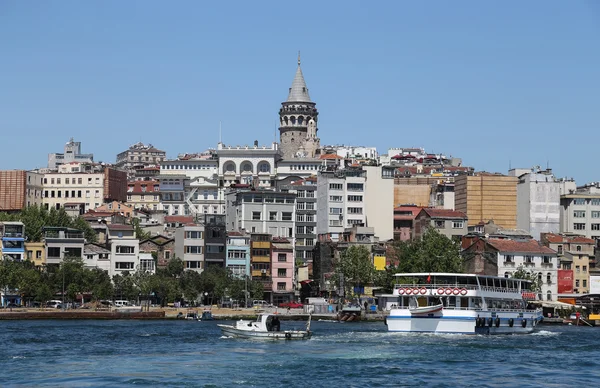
[286,57,311,103]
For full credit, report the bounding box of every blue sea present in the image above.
[0,319,597,387]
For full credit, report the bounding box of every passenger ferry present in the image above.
[385,273,543,335]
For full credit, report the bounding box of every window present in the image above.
[547,291,552,301]
[305,226,314,234]
[306,214,314,222]
[252,212,261,220]
[296,190,305,198]
[282,212,292,221]
[452,221,464,229]
[542,256,551,264]
[278,253,287,262]
[592,199,600,206]
[251,248,270,257]
[525,255,533,263]
[347,183,364,191]
[277,268,287,277]
[305,238,314,246]
[268,211,277,221]
[583,265,587,273]
[296,202,305,210]
[305,202,314,210]
[277,282,286,291]
[186,261,202,269]
[574,223,586,230]
[348,207,363,214]
[36,251,42,259]
[51,178,55,184]
[185,246,203,254]
[115,262,135,270]
[504,255,514,263]
[165,251,171,260]
[296,226,305,234]
[434,220,444,228]
[557,245,563,254]
[329,207,343,215]
[583,280,588,288]
[329,195,343,202]
[574,211,586,218]
[592,211,600,218]
[186,231,203,239]
[347,195,363,202]
[592,224,600,231]
[116,246,135,254]
[296,214,305,222]
[306,191,314,198]
[576,265,580,273]
[576,279,580,287]
[329,183,343,190]
[573,198,586,205]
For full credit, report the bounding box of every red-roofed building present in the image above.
[126,180,161,211]
[393,205,422,241]
[414,208,468,241]
[462,236,558,300]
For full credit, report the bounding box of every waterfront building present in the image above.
[24,241,45,267]
[43,226,85,267]
[0,170,44,212]
[106,224,139,278]
[316,167,367,241]
[454,173,518,229]
[126,180,161,211]
[115,142,166,179]
[139,235,175,269]
[226,231,250,278]
[174,222,205,273]
[413,208,468,241]
[271,237,295,305]
[48,138,94,170]
[159,151,222,216]
[511,167,561,240]
[559,182,600,243]
[83,243,111,272]
[0,222,26,261]
[462,237,558,301]
[204,214,227,268]
[541,233,594,294]
[250,233,273,302]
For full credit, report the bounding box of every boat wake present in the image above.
[531,330,560,337]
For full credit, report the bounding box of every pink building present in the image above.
[271,238,295,306]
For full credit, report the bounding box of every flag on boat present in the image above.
[426,274,431,283]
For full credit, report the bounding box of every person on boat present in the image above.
[272,316,281,332]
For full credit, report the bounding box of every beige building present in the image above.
[25,241,45,267]
[455,173,518,229]
[364,165,395,241]
[541,233,594,294]
[393,177,435,207]
[115,142,166,179]
[126,180,161,211]
[42,163,105,213]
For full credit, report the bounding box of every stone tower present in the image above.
[278,54,320,159]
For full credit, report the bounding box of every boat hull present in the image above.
[218,325,311,340]
[386,309,542,335]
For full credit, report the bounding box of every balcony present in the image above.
[523,261,535,267]
[541,262,553,268]
[503,261,515,267]
[251,241,270,249]
[252,256,270,263]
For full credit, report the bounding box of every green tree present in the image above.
[132,218,151,241]
[512,265,542,292]
[332,245,374,297]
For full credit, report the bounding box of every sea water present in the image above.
[0,319,598,387]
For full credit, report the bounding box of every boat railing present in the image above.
[394,284,520,293]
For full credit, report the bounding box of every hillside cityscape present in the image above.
[1,59,599,307]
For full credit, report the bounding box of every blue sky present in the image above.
[1,1,599,183]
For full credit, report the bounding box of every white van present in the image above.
[46,300,63,309]
[114,300,132,307]
[252,300,270,308]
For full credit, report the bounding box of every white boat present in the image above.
[385,273,543,335]
[218,314,312,340]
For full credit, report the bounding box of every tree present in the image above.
[512,265,542,292]
[333,245,374,297]
[132,217,151,241]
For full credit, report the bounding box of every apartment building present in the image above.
[0,170,44,212]
[512,167,561,239]
[413,208,468,241]
[541,233,594,294]
[25,242,45,267]
[43,226,85,266]
[316,168,367,241]
[139,235,175,269]
[127,180,161,211]
[83,243,111,272]
[106,224,139,278]
[48,138,94,170]
[159,151,222,216]
[174,223,205,272]
[364,165,394,241]
[560,182,600,242]
[250,233,273,301]
[225,188,296,239]
[226,231,250,278]
[0,222,26,261]
[455,173,518,229]
[271,237,295,305]
[115,142,166,179]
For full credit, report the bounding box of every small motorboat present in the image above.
[200,310,213,321]
[185,310,199,320]
[218,313,312,340]
[409,303,444,315]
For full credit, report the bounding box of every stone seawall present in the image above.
[0,311,165,320]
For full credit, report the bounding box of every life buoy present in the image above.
[420,287,427,295]
[487,317,493,327]
[285,332,292,340]
[398,288,405,295]
[437,288,445,295]
[452,288,460,295]
[521,319,527,328]
[508,318,514,327]
[405,288,413,295]
[460,288,468,296]
[445,288,453,295]
[495,317,500,328]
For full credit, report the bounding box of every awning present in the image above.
[531,301,587,310]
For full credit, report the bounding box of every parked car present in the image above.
[278,301,303,309]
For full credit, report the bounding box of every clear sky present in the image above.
[1,1,599,183]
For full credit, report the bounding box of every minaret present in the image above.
[278,53,320,159]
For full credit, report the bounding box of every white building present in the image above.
[174,223,205,272]
[48,138,94,170]
[321,145,378,160]
[513,167,561,240]
[83,243,111,272]
[106,224,140,278]
[316,168,367,241]
[560,182,600,242]
[363,165,394,241]
[216,141,280,188]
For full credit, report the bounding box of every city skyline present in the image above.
[1,1,599,183]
